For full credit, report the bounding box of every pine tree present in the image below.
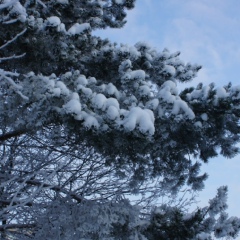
[0,0,240,239]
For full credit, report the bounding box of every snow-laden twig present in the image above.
[0,53,26,62]
[0,72,22,90]
[0,28,27,50]
[0,69,19,77]
[3,18,18,24]
[0,69,29,100]
[36,0,47,8]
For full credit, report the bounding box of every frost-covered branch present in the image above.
[0,28,27,50]
[0,53,26,62]
[24,179,83,203]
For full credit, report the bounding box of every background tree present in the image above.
[0,0,240,239]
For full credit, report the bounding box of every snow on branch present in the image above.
[0,53,26,62]
[0,0,18,10]
[0,28,27,50]
[0,69,29,100]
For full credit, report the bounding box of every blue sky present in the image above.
[95,0,240,217]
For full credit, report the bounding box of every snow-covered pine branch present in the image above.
[0,1,240,239]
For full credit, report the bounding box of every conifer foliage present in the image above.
[0,0,240,239]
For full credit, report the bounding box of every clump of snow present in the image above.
[202,86,210,99]
[83,115,99,129]
[115,0,124,4]
[161,81,178,95]
[128,46,141,60]
[107,106,119,120]
[68,23,90,35]
[230,85,240,100]
[122,70,145,81]
[3,1,27,23]
[93,93,107,110]
[117,44,141,61]
[98,84,106,92]
[75,111,99,129]
[45,79,55,89]
[187,85,210,100]
[105,98,119,110]
[55,81,70,96]
[63,93,81,115]
[92,94,119,112]
[177,65,184,73]
[51,88,61,97]
[194,121,202,128]
[216,87,228,98]
[77,86,92,98]
[88,77,97,85]
[121,107,155,135]
[146,99,159,110]
[62,71,72,79]
[188,89,201,100]
[76,75,88,86]
[158,81,195,119]
[46,16,61,27]
[139,85,151,96]
[201,113,208,121]
[158,80,178,103]
[172,97,195,120]
[56,0,69,4]
[106,83,120,98]
[214,87,229,105]
[119,59,132,74]
[196,232,211,240]
[162,65,176,77]
[57,23,66,32]
[130,70,145,79]
[157,49,170,60]
[230,85,240,93]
